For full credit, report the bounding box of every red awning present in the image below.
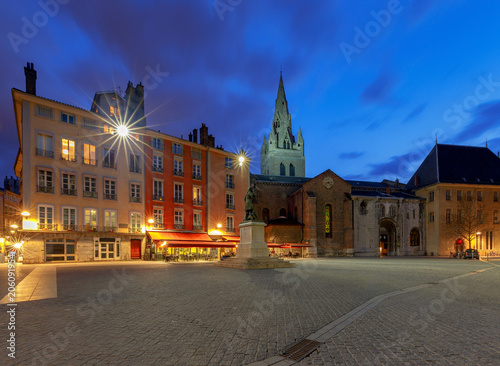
[165,241,237,248]
[222,235,240,242]
[147,231,212,242]
[286,243,312,247]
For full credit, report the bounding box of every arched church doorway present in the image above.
[380,220,397,256]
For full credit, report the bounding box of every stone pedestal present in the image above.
[216,221,295,269]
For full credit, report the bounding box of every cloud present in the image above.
[403,103,427,123]
[339,151,364,159]
[454,100,500,143]
[360,71,397,104]
[368,151,426,182]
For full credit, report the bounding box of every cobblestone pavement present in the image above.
[0,258,498,365]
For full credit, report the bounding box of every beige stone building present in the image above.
[13,63,146,263]
[406,144,500,256]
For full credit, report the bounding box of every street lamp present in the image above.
[117,125,129,137]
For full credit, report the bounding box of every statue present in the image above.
[244,185,258,221]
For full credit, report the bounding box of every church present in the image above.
[253,74,425,257]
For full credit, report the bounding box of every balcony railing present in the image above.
[152,223,165,229]
[128,227,142,233]
[83,157,97,166]
[130,196,142,203]
[192,173,202,180]
[174,224,184,229]
[226,182,234,189]
[61,155,77,162]
[61,188,77,196]
[129,167,141,174]
[103,226,117,232]
[37,185,54,194]
[36,148,54,158]
[104,193,117,200]
[173,170,184,177]
[174,196,184,204]
[226,227,235,233]
[193,225,203,231]
[152,166,164,173]
[83,191,98,198]
[103,160,116,169]
[84,225,98,232]
[193,199,203,206]
[62,224,78,231]
[225,203,235,210]
[152,194,164,201]
[37,223,58,230]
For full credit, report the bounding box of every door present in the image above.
[131,239,141,259]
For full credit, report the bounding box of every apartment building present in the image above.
[13,63,146,263]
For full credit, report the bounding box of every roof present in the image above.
[351,190,423,200]
[347,180,405,191]
[252,174,311,184]
[406,144,500,191]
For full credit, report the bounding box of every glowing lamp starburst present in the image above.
[117,125,129,137]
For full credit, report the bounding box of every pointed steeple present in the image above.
[275,71,289,116]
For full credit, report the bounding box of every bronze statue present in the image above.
[244,185,258,221]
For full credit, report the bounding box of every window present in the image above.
[193,163,201,179]
[153,180,163,201]
[280,163,285,176]
[466,191,473,201]
[225,193,234,209]
[37,169,54,193]
[429,212,435,222]
[110,105,119,117]
[130,213,142,233]
[429,191,434,202]
[130,183,141,203]
[61,139,76,162]
[360,201,367,215]
[38,205,55,230]
[153,207,164,229]
[410,229,420,247]
[83,143,96,165]
[174,159,183,176]
[193,212,202,230]
[446,190,451,201]
[83,117,98,129]
[191,147,202,160]
[104,179,117,200]
[495,192,499,202]
[172,143,183,155]
[45,238,75,262]
[84,209,97,231]
[389,205,396,217]
[193,187,202,205]
[290,164,295,177]
[103,148,116,168]
[457,190,463,201]
[83,176,97,198]
[104,210,117,231]
[36,133,54,158]
[62,207,77,230]
[151,137,164,150]
[174,183,184,203]
[446,209,451,224]
[494,210,499,224]
[486,231,494,250]
[477,191,483,202]
[280,208,287,217]
[95,237,120,260]
[457,209,462,223]
[35,105,53,118]
[325,205,332,238]
[225,157,233,169]
[226,216,234,232]
[413,209,416,219]
[60,112,75,124]
[380,205,385,217]
[153,155,163,172]
[174,210,184,228]
[61,173,77,196]
[225,174,234,189]
[129,154,141,173]
[103,124,114,134]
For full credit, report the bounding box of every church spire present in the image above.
[276,71,289,116]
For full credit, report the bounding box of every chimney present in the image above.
[200,123,208,146]
[193,129,198,144]
[24,62,37,95]
[188,133,193,142]
[386,186,390,195]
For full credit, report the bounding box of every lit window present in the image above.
[110,106,119,117]
[61,139,76,161]
[83,143,96,165]
[193,187,202,205]
[325,205,332,238]
[104,210,117,231]
[104,124,114,134]
[84,209,97,231]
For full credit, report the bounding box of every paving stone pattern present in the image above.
[0,258,497,365]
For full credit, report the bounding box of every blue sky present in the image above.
[1,0,500,183]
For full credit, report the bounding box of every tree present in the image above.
[446,198,491,250]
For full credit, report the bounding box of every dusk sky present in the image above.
[2,1,500,184]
